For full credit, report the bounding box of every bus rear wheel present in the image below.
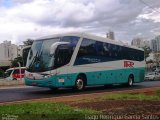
[75,76,85,91]
[128,75,134,87]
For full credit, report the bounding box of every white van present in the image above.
[5,67,26,80]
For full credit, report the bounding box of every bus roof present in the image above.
[35,32,144,51]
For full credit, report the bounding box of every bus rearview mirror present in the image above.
[50,42,70,56]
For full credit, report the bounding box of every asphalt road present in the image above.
[0,81,160,103]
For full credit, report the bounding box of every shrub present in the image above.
[0,69,4,77]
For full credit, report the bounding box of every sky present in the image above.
[0,0,160,45]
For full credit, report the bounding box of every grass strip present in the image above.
[103,89,160,100]
[0,102,98,120]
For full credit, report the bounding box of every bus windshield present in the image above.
[26,36,80,72]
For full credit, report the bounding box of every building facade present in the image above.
[0,41,18,67]
[106,31,115,40]
[151,35,160,52]
[131,37,150,48]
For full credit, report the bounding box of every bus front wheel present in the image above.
[75,76,85,91]
[50,87,58,92]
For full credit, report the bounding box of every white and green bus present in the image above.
[24,33,145,90]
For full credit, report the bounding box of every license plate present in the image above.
[32,82,37,85]
[58,79,64,83]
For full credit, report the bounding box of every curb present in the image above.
[0,86,32,90]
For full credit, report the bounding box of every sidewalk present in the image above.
[0,79,26,89]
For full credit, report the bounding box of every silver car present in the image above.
[145,72,160,81]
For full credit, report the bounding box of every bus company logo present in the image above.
[124,61,134,68]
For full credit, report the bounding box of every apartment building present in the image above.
[131,37,150,48]
[0,41,18,67]
[151,35,160,52]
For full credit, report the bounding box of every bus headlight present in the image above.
[44,75,49,79]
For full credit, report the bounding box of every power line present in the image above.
[139,0,160,13]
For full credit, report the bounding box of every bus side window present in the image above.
[102,43,109,56]
[117,46,122,59]
[77,38,96,56]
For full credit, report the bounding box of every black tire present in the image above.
[13,78,17,80]
[128,75,134,87]
[75,76,85,91]
[50,87,58,92]
[104,84,113,88]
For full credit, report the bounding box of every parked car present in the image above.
[145,72,160,81]
[4,67,26,80]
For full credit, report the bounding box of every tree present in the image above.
[21,39,33,66]
[23,39,34,46]
[142,46,151,61]
[0,69,4,77]
[154,52,160,66]
[9,39,33,68]
[146,60,154,64]
[11,56,23,67]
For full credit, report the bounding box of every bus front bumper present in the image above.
[24,78,56,88]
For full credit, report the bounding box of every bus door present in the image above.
[54,44,73,86]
